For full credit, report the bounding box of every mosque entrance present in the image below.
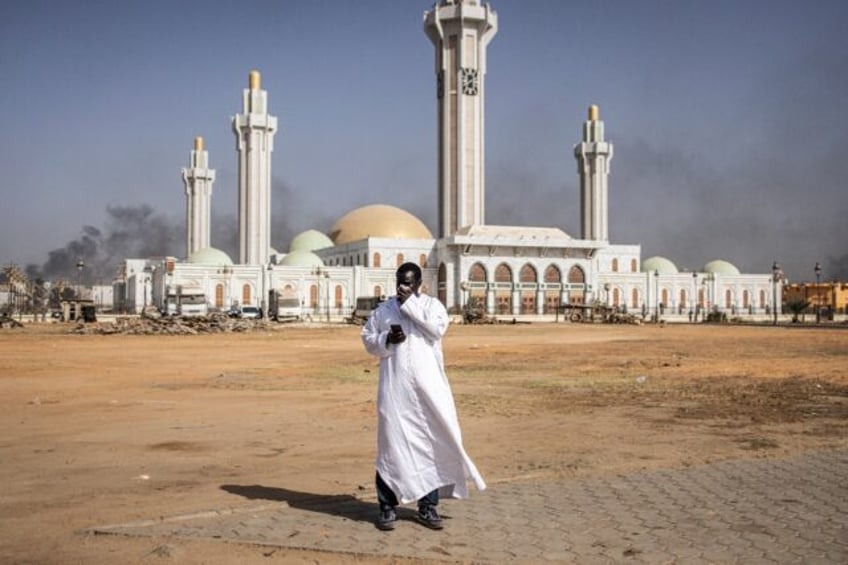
[543,265,562,314]
[494,263,513,315]
[519,264,537,314]
[567,265,586,305]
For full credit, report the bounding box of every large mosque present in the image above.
[118,0,777,322]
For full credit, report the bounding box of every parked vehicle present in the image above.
[239,306,262,319]
[268,290,301,322]
[349,296,384,325]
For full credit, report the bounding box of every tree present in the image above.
[784,298,810,323]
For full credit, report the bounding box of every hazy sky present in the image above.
[1,0,846,283]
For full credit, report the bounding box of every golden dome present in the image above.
[329,204,433,245]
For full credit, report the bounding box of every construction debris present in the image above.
[69,313,272,335]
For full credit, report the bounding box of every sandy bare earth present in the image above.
[0,322,846,564]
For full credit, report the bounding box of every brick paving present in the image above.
[90,449,848,563]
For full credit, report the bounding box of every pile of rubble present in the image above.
[70,313,272,335]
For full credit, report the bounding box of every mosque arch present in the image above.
[613,287,621,307]
[742,289,750,309]
[335,284,343,311]
[242,284,252,305]
[725,289,733,309]
[310,284,318,309]
[698,288,706,308]
[469,263,487,282]
[679,288,687,310]
[661,288,669,310]
[215,284,225,309]
[759,289,766,309]
[567,265,585,284]
[466,263,487,309]
[373,253,381,268]
[567,265,586,304]
[494,263,513,314]
[519,263,537,314]
[631,288,640,309]
[543,264,562,314]
[438,263,447,306]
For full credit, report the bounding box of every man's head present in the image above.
[396,262,422,295]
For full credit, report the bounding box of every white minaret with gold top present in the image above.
[232,70,277,265]
[574,105,613,241]
[424,0,497,238]
[181,136,216,257]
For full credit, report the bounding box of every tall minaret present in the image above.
[424,0,497,238]
[232,70,277,265]
[574,105,613,241]
[181,136,215,257]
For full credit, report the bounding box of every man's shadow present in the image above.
[221,484,405,525]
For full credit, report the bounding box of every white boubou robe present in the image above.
[362,293,486,504]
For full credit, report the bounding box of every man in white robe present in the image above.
[362,262,486,531]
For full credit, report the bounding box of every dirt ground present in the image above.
[1,322,846,564]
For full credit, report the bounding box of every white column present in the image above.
[181,136,215,257]
[574,105,613,241]
[425,1,497,237]
[232,70,278,265]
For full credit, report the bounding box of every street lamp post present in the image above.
[814,262,822,324]
[654,270,660,322]
[772,261,781,326]
[76,259,84,299]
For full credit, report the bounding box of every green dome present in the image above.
[279,250,325,268]
[702,259,740,276]
[290,229,334,252]
[641,256,679,275]
[186,246,233,266]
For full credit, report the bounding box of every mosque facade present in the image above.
[117,0,779,322]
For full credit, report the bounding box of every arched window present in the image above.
[374,285,382,298]
[679,289,686,308]
[215,284,224,308]
[310,284,318,308]
[742,289,750,308]
[419,254,428,268]
[544,265,561,283]
[630,259,638,273]
[396,253,404,267]
[335,285,343,309]
[759,289,766,308]
[495,263,512,283]
[699,288,705,307]
[611,258,619,272]
[613,287,621,307]
[631,288,639,308]
[725,289,733,308]
[242,284,251,305]
[519,264,537,283]
[373,253,381,268]
[469,263,487,282]
[567,265,585,284]
[661,288,669,307]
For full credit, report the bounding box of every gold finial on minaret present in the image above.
[249,70,261,90]
[589,105,600,121]
[194,136,204,151]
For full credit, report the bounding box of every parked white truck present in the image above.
[164,286,208,317]
[268,290,301,322]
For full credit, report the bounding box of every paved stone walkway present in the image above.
[90,450,848,563]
